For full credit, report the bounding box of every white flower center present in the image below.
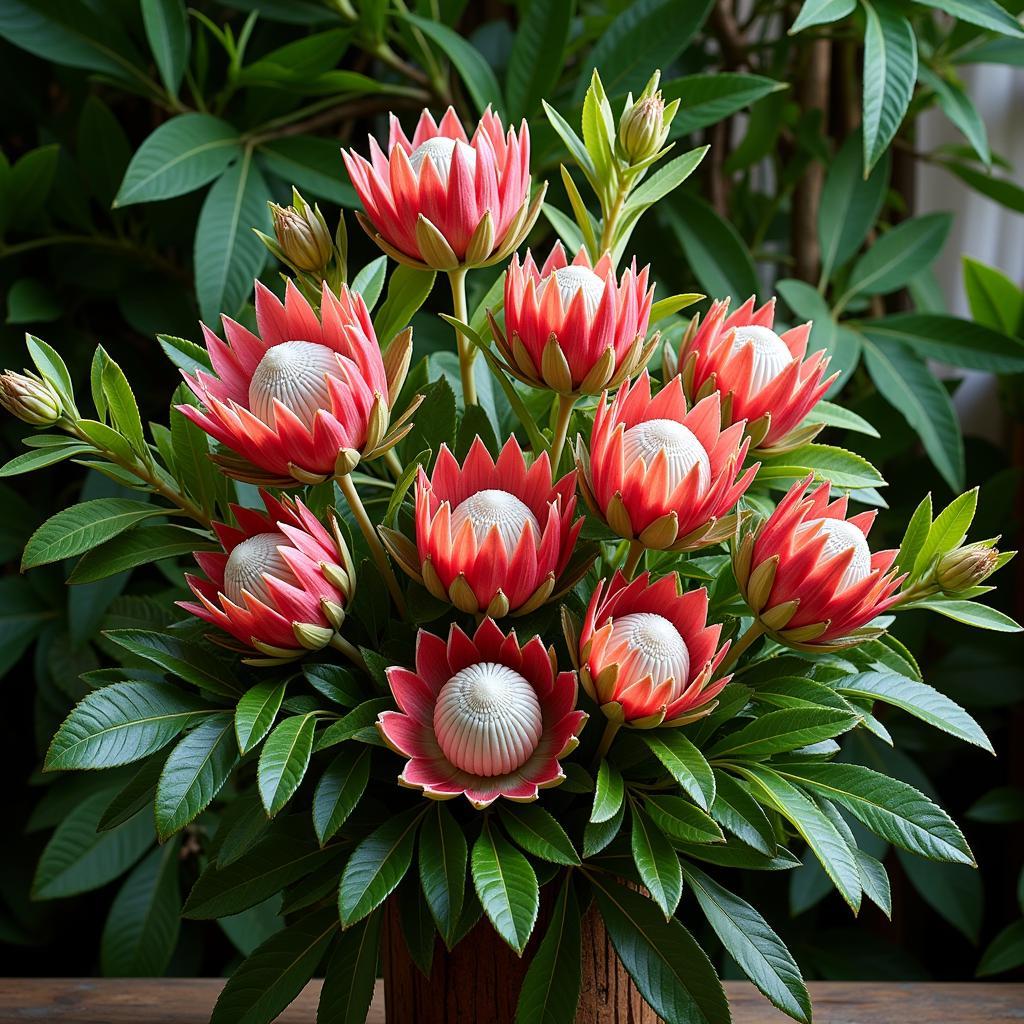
[248,340,342,429]
[541,265,606,317]
[800,517,872,590]
[729,324,793,393]
[223,532,292,605]
[449,489,540,550]
[607,612,690,691]
[433,662,543,777]
[621,418,711,495]
[408,137,477,180]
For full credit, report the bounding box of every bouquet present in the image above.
[3,72,1017,1024]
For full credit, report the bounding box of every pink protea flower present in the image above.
[488,242,656,396]
[179,280,417,487]
[733,475,905,650]
[377,619,587,808]
[342,106,545,271]
[576,371,757,552]
[180,490,354,664]
[667,296,836,454]
[565,571,731,729]
[380,436,590,618]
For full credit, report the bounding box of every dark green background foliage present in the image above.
[1,0,1023,989]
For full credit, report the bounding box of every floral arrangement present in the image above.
[2,72,1018,1024]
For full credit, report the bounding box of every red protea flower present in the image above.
[668,296,836,453]
[380,436,590,617]
[565,571,731,728]
[342,106,545,271]
[489,242,656,396]
[576,371,757,552]
[179,280,417,486]
[377,619,586,808]
[733,475,904,650]
[180,490,354,664]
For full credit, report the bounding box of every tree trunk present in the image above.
[382,895,659,1024]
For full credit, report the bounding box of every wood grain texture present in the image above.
[0,979,1021,1022]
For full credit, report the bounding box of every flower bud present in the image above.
[619,94,668,165]
[936,542,1001,593]
[270,195,333,274]
[0,370,62,426]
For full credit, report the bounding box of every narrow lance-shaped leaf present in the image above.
[471,821,539,955]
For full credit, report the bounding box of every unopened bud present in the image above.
[620,95,668,164]
[0,370,62,426]
[936,542,1000,593]
[271,197,333,274]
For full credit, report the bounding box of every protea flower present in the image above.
[380,436,589,617]
[180,490,354,664]
[667,296,835,454]
[342,106,544,271]
[489,242,656,396]
[179,279,417,487]
[565,571,731,728]
[377,619,586,807]
[733,475,904,650]
[576,371,757,553]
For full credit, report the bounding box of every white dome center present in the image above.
[449,488,541,550]
[223,532,292,605]
[408,137,477,180]
[433,662,543,777]
[543,265,606,317]
[248,340,342,429]
[621,418,711,495]
[608,612,690,692]
[729,324,793,393]
[800,517,872,590]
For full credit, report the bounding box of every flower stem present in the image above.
[715,619,767,677]
[622,540,645,580]
[329,632,368,671]
[592,718,623,766]
[337,472,407,618]
[447,268,476,408]
[549,393,576,473]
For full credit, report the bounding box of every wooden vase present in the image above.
[382,895,658,1024]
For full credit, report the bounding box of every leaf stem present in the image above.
[715,619,767,676]
[447,268,477,408]
[622,540,645,580]
[592,718,623,766]
[328,632,368,671]
[549,393,576,473]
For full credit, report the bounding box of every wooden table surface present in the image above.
[0,979,1021,1022]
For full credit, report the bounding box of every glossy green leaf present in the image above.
[861,2,917,173]
[710,770,776,855]
[907,598,1022,632]
[631,804,683,917]
[912,0,1024,36]
[317,907,383,1023]
[312,745,371,845]
[642,730,716,811]
[963,256,1023,335]
[98,753,168,832]
[373,266,435,348]
[418,803,467,946]
[591,758,625,823]
[859,314,1024,372]
[304,663,364,707]
[645,794,725,845]
[844,212,951,299]
[665,73,787,137]
[919,65,989,165]
[709,708,859,760]
[105,629,240,697]
[235,681,287,754]
[791,0,855,32]
[68,524,216,583]
[258,714,317,817]
[471,822,539,955]
[505,0,573,119]
[498,803,580,865]
[141,0,189,95]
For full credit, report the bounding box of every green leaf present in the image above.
[861,336,964,491]
[897,850,981,941]
[515,875,581,1024]
[791,0,855,32]
[625,147,708,211]
[844,213,951,299]
[591,878,730,1024]
[497,803,579,866]
[155,713,238,841]
[709,708,858,760]
[914,488,977,573]
[710,770,776,855]
[471,822,539,955]
[257,135,357,207]
[105,629,240,697]
[919,66,990,165]
[584,798,626,858]
[100,840,181,976]
[115,114,240,206]
[838,670,992,751]
[896,493,933,573]
[317,907,383,1023]
[79,96,131,208]
[682,863,810,1023]
[861,2,918,173]
[23,498,162,570]
[68,523,215,584]
[373,266,435,347]
[258,714,317,817]
[859,314,1024,372]
[26,333,74,408]
[0,442,93,477]
[350,256,388,309]
[195,151,271,321]
[159,333,212,374]
[32,791,154,900]
[339,807,421,926]
[807,400,879,437]
[141,0,189,95]
[100,350,148,456]
[236,681,287,754]
[402,12,503,113]
[316,698,392,750]
[978,920,1024,976]
[45,681,210,771]
[664,73,787,137]
[98,753,168,832]
[736,764,862,911]
[907,598,1022,632]
[312,745,371,845]
[943,160,1024,213]
[418,803,467,946]
[304,663,364,707]
[912,0,1024,37]
[631,804,683,917]
[504,0,573,119]
[642,730,716,811]
[591,758,625,823]
[645,794,725,845]
[210,906,338,1024]
[6,277,60,323]
[963,256,1023,334]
